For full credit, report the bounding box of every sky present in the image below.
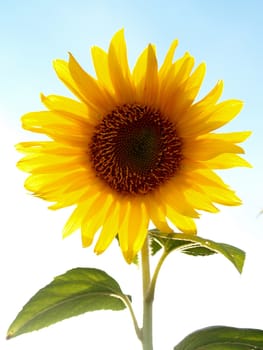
[1,0,263,349]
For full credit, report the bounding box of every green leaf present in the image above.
[149,229,245,273]
[7,268,127,339]
[174,326,263,349]
[150,235,163,256]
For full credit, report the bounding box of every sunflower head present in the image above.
[89,103,183,195]
[17,29,251,263]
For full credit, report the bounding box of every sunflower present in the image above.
[17,29,251,263]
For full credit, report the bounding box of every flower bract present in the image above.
[17,30,251,262]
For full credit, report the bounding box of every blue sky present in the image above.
[1,1,263,349]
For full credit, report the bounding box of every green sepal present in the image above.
[149,229,245,273]
[7,268,128,339]
[150,234,163,255]
[174,325,263,349]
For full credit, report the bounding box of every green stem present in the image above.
[141,236,153,350]
[122,294,142,341]
[148,250,168,301]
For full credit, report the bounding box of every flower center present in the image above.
[89,104,183,195]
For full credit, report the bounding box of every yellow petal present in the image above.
[128,201,149,262]
[173,53,195,85]
[17,152,89,174]
[20,111,94,145]
[159,53,195,116]
[68,53,114,114]
[183,137,245,161]
[94,200,120,254]
[184,99,243,136]
[24,169,88,194]
[91,46,114,92]
[159,182,200,218]
[204,185,241,206]
[63,197,96,238]
[204,131,252,143]
[170,62,206,119]
[187,170,242,206]
[48,189,87,209]
[48,181,98,207]
[132,46,147,89]
[205,154,252,169]
[21,111,68,134]
[137,44,159,106]
[17,141,85,157]
[183,186,219,213]
[108,29,135,103]
[166,206,197,234]
[116,200,130,253]
[144,193,173,233]
[187,169,229,189]
[159,39,178,78]
[196,80,224,106]
[53,59,86,103]
[81,193,114,247]
[118,200,149,263]
[40,94,97,125]
[203,100,244,131]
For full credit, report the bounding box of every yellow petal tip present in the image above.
[82,236,93,248]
